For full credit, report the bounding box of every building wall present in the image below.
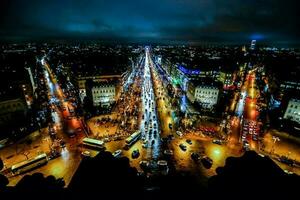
[280,81,300,91]
[77,75,121,102]
[219,72,233,84]
[194,86,219,108]
[0,98,28,126]
[91,85,116,107]
[186,82,195,103]
[284,99,300,124]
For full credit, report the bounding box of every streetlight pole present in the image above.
[271,136,280,155]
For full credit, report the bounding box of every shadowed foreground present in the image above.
[0,151,299,199]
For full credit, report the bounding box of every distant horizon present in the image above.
[1,37,300,49]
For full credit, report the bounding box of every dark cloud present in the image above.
[0,0,299,44]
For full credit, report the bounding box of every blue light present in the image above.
[178,65,200,75]
[250,33,265,40]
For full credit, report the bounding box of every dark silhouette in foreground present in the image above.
[0,151,299,199]
[209,151,299,198]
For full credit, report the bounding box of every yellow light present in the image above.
[208,145,224,163]
[213,149,221,156]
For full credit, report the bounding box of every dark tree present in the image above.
[0,158,9,191]
[0,158,3,171]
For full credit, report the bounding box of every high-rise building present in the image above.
[242,45,247,52]
[250,40,256,50]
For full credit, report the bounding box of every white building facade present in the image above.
[91,84,116,107]
[194,86,219,109]
[284,99,300,124]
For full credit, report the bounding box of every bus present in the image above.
[82,137,105,150]
[11,153,48,175]
[125,130,141,147]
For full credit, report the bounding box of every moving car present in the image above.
[142,140,148,148]
[60,140,66,148]
[151,140,155,146]
[176,131,183,137]
[139,160,150,171]
[81,150,91,157]
[112,149,122,158]
[132,149,140,159]
[186,139,192,145]
[212,139,222,145]
[201,156,213,169]
[278,156,294,166]
[179,143,187,151]
[163,149,173,156]
[167,134,175,140]
[76,127,82,133]
[252,135,258,141]
[157,160,169,175]
[191,152,200,161]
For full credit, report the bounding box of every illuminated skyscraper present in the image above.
[242,45,246,52]
[250,40,256,50]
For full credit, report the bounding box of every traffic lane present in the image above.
[66,117,83,134]
[171,136,243,177]
[151,68,174,138]
[229,92,239,112]
[143,57,162,159]
[244,98,259,120]
[102,135,153,172]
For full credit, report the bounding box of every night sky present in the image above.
[0,0,299,44]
